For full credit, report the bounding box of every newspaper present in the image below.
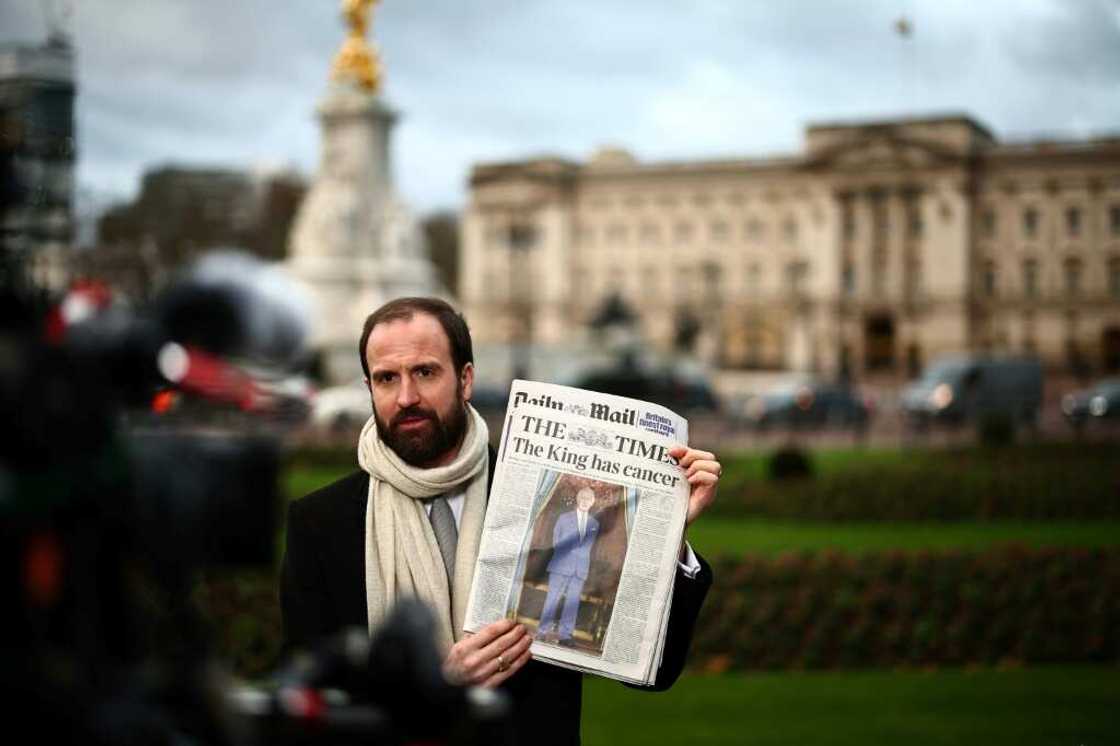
[464,380,690,685]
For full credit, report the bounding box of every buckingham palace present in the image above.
[459,115,1120,379]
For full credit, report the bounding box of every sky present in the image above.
[2,0,1119,214]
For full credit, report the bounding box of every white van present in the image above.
[901,356,1043,426]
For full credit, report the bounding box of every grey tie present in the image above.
[427,495,458,582]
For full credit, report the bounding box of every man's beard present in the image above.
[375,392,469,467]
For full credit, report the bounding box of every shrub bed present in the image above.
[694,546,1120,671]
[194,547,1119,679]
[194,570,283,679]
[714,445,1120,521]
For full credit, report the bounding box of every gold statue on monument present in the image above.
[330,0,382,92]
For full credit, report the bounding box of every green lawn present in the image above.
[721,447,915,483]
[282,446,967,504]
[284,464,354,500]
[283,465,1120,557]
[582,666,1120,746]
[720,443,1117,482]
[687,517,1120,556]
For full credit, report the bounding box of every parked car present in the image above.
[571,365,720,414]
[743,380,871,430]
[253,372,316,425]
[312,378,371,430]
[900,356,1043,426]
[1062,378,1120,430]
[310,378,514,430]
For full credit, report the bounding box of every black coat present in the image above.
[280,450,712,746]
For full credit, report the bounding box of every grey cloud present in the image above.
[0,1,44,42]
[5,0,1119,212]
[1004,0,1120,85]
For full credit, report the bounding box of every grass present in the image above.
[722,442,1118,480]
[714,442,1120,521]
[721,447,914,484]
[718,442,1120,488]
[582,666,1120,746]
[282,462,1120,557]
[279,446,919,502]
[283,464,355,501]
[686,517,1120,556]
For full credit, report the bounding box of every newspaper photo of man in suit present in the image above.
[538,487,600,647]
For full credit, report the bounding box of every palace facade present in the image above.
[460,115,1120,378]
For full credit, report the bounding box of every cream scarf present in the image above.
[357,405,489,652]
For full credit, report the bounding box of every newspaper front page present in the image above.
[464,380,691,685]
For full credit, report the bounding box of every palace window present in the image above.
[1110,205,1120,236]
[906,259,922,298]
[675,267,694,301]
[573,266,589,293]
[980,208,997,239]
[982,260,998,298]
[1022,311,1036,354]
[871,249,887,296]
[574,222,593,246]
[486,225,505,248]
[786,260,809,296]
[710,219,730,243]
[869,207,887,236]
[746,263,762,296]
[639,221,661,244]
[842,206,856,240]
[842,261,855,296]
[744,218,765,242]
[908,209,923,238]
[1109,258,1120,299]
[873,204,889,234]
[702,261,722,300]
[509,223,537,251]
[1066,206,1081,237]
[1023,207,1039,238]
[783,217,798,243]
[606,223,628,244]
[674,221,693,243]
[1064,257,1083,297]
[1022,259,1039,299]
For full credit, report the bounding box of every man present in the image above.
[281,297,720,745]
[538,487,600,647]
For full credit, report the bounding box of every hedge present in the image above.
[191,546,1119,680]
[193,570,283,679]
[285,444,1120,522]
[693,547,1120,672]
[714,445,1120,521]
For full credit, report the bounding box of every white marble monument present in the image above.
[287,0,445,384]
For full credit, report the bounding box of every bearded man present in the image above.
[280,297,719,745]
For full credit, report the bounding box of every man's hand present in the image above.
[444,618,532,688]
[669,445,720,527]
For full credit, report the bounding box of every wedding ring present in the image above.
[497,654,508,672]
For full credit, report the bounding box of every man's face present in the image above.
[365,313,474,467]
[576,488,596,512]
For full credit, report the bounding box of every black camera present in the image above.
[0,265,509,745]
